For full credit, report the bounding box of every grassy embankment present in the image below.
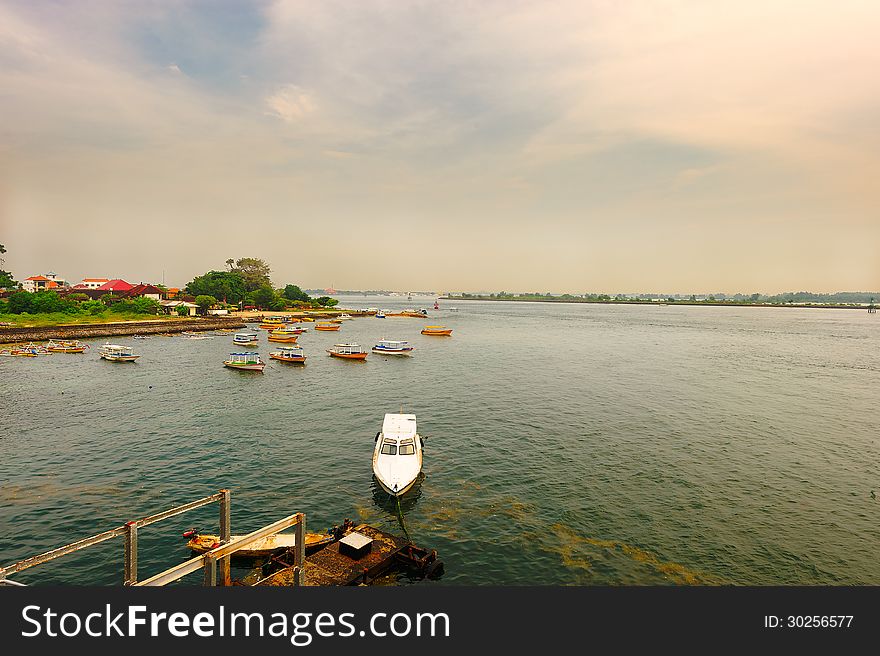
[0,312,195,328]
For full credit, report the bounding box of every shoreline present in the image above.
[0,309,372,343]
[439,297,874,310]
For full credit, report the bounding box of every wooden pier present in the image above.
[0,490,441,587]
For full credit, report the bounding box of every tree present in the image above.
[231,257,272,292]
[314,296,338,307]
[195,295,218,310]
[282,284,311,303]
[251,284,278,309]
[186,270,248,304]
[0,243,17,289]
[7,291,33,314]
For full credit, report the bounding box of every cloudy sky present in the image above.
[1,0,878,294]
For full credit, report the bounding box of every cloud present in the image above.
[265,84,317,122]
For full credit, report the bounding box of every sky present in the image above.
[1,0,878,294]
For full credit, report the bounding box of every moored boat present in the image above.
[315,322,341,331]
[267,331,298,343]
[9,343,49,357]
[46,339,88,353]
[223,352,265,372]
[99,344,140,362]
[375,310,387,318]
[421,325,453,336]
[269,345,307,363]
[372,413,423,496]
[372,340,414,356]
[185,531,333,557]
[327,343,368,360]
[233,331,259,347]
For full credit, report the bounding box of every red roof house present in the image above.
[97,279,134,293]
[124,284,164,299]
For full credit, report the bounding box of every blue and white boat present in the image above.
[371,339,414,356]
[375,310,386,318]
[233,331,259,347]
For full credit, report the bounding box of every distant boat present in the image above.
[46,339,88,353]
[99,343,140,362]
[375,310,387,318]
[315,322,341,331]
[233,331,259,347]
[132,334,152,339]
[335,313,354,321]
[327,343,368,360]
[433,300,439,310]
[372,340,414,356]
[372,413,423,496]
[223,352,265,372]
[421,325,452,336]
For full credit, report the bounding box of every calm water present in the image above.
[1,299,878,585]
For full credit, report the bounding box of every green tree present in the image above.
[7,291,34,314]
[251,284,278,309]
[186,271,247,304]
[314,296,338,307]
[282,284,311,303]
[195,295,219,310]
[0,243,18,289]
[131,297,161,314]
[31,291,67,313]
[81,300,105,315]
[231,257,272,292]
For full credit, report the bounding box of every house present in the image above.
[159,300,198,316]
[22,272,67,293]
[124,284,164,301]
[161,287,181,300]
[73,278,111,289]
[96,279,134,293]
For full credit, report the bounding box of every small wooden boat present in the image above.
[372,340,414,356]
[274,324,306,334]
[270,345,307,363]
[327,343,367,360]
[46,339,88,353]
[335,313,354,321]
[99,344,140,361]
[373,413,423,496]
[400,311,425,318]
[315,322,341,331]
[233,332,259,347]
[223,352,265,372]
[421,325,452,336]
[182,331,214,340]
[186,531,334,557]
[375,310,387,318]
[267,331,298,343]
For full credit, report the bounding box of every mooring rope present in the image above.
[395,495,411,542]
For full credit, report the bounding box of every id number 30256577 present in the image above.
[764,615,853,629]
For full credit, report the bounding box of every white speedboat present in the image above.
[372,413,423,496]
[371,339,414,356]
[99,344,140,362]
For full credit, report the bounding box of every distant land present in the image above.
[439,291,879,309]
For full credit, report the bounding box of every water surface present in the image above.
[1,299,878,585]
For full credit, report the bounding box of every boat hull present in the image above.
[267,335,298,343]
[315,325,340,331]
[223,362,265,371]
[371,347,413,355]
[420,329,452,336]
[101,355,140,362]
[327,351,367,360]
[187,532,333,557]
[270,354,306,363]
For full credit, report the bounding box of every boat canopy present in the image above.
[376,340,409,348]
[332,343,364,354]
[228,352,262,363]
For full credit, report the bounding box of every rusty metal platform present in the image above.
[258,524,409,586]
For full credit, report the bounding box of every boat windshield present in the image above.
[398,444,415,455]
[380,442,397,455]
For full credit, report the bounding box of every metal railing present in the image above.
[135,512,305,586]
[0,489,258,587]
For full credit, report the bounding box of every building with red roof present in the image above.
[97,279,134,293]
